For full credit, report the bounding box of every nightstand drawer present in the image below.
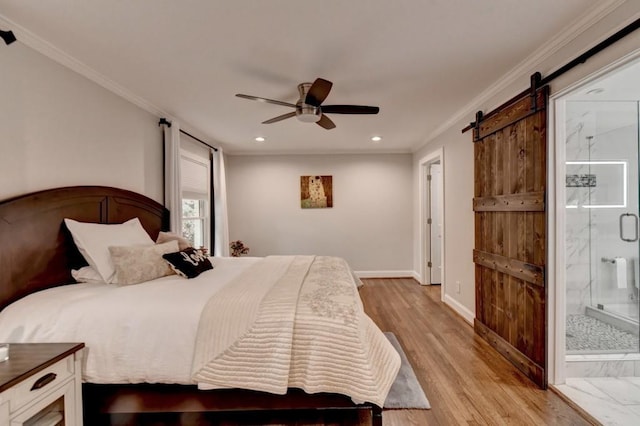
[11,357,74,413]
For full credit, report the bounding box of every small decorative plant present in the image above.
[230,240,250,257]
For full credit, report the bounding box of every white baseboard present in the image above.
[354,270,417,279]
[443,294,475,325]
[356,272,475,325]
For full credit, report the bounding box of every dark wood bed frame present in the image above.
[0,186,382,425]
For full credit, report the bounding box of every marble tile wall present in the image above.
[565,108,596,315]
[565,102,640,317]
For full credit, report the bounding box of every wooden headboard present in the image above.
[0,186,169,310]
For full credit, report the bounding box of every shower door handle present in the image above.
[619,213,638,242]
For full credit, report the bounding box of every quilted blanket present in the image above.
[191,255,400,407]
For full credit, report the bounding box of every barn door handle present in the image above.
[619,213,638,242]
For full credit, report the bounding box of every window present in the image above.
[182,199,207,248]
[180,149,211,250]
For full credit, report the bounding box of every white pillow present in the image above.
[64,218,154,283]
[71,266,105,283]
[156,231,193,251]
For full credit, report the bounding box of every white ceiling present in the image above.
[0,0,606,154]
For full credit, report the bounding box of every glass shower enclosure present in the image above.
[565,100,640,354]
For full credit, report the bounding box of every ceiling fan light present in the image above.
[297,112,321,123]
[238,78,379,130]
[296,103,321,123]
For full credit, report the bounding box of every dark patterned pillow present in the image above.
[162,248,213,278]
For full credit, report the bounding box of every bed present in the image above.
[0,186,399,425]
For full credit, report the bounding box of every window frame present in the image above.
[179,149,212,251]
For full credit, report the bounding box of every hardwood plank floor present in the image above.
[360,278,592,426]
[105,278,592,425]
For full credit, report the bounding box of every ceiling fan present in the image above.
[236,78,379,130]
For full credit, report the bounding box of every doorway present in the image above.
[550,52,640,424]
[419,148,445,297]
[428,163,442,285]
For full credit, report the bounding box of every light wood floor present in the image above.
[108,278,593,425]
[360,278,591,426]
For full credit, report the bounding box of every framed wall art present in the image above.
[300,175,333,208]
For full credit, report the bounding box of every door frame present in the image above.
[429,162,443,285]
[548,49,640,385]
[419,147,445,299]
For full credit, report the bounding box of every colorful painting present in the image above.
[301,175,333,208]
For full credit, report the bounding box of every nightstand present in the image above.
[0,343,84,426]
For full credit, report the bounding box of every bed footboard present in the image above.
[83,384,382,425]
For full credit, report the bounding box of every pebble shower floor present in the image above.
[566,314,638,352]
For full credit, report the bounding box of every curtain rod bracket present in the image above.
[0,29,17,45]
[159,117,218,152]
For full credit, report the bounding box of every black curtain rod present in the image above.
[159,118,218,152]
[462,16,640,133]
[180,129,219,152]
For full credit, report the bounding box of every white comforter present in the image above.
[192,256,400,406]
[0,255,400,406]
[0,256,261,384]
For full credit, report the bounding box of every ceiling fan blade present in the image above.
[316,114,336,130]
[262,111,297,124]
[305,78,333,107]
[236,94,296,108]
[321,105,380,114]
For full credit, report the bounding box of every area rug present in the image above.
[383,332,431,409]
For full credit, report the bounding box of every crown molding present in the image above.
[0,12,221,145]
[0,14,171,118]
[412,0,627,152]
[1,3,629,156]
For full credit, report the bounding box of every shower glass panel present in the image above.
[565,100,640,354]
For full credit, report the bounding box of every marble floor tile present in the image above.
[556,378,640,426]
[557,378,616,403]
[585,377,640,405]
[622,377,640,386]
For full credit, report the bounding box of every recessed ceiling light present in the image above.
[586,88,604,95]
[254,137,265,142]
[371,136,382,142]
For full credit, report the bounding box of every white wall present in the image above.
[414,127,476,320]
[226,154,413,274]
[413,1,640,321]
[0,42,163,202]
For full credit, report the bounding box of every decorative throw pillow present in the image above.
[163,248,213,279]
[156,231,193,251]
[64,217,155,283]
[109,240,179,286]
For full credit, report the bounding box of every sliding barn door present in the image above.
[473,85,548,388]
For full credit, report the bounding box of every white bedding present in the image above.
[192,255,400,406]
[0,255,400,406]
[0,256,261,384]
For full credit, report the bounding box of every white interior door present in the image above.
[430,163,442,284]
